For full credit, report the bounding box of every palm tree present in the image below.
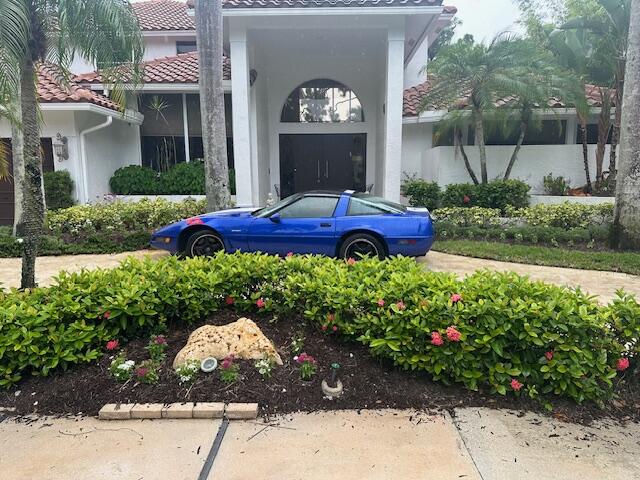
[422,35,547,184]
[612,0,640,250]
[194,0,231,212]
[0,0,143,288]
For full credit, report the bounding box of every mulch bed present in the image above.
[1,310,638,425]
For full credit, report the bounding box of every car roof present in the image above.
[302,190,354,197]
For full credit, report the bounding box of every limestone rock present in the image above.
[173,318,282,368]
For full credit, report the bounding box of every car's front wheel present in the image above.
[339,233,386,260]
[185,230,225,257]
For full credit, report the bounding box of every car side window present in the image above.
[278,196,339,218]
[347,197,386,216]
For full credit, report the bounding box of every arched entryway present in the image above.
[278,79,367,197]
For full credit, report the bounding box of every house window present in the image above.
[281,79,364,123]
[467,120,567,146]
[576,124,613,145]
[176,41,197,54]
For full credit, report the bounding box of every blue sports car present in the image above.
[151,190,434,259]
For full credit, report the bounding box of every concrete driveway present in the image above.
[1,409,638,480]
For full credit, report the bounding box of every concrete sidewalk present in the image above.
[1,408,638,480]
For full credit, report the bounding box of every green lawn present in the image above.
[433,240,640,276]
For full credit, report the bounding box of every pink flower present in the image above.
[103,311,111,320]
[135,367,149,377]
[377,299,385,307]
[463,195,471,204]
[154,335,167,345]
[510,379,523,391]
[286,252,294,258]
[186,217,204,226]
[106,340,119,351]
[296,353,316,365]
[256,298,266,309]
[450,294,462,303]
[332,325,338,332]
[431,332,443,346]
[396,301,406,311]
[321,325,328,331]
[617,358,630,372]
[446,326,461,342]
[225,296,235,305]
[346,257,356,266]
[545,351,554,361]
[221,354,235,369]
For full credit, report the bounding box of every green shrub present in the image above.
[43,171,74,210]
[110,165,159,195]
[158,161,205,195]
[442,180,530,212]
[403,178,441,210]
[543,173,569,196]
[1,253,635,405]
[432,207,502,228]
[507,203,614,229]
[46,198,206,235]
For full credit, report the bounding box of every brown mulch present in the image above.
[1,310,638,425]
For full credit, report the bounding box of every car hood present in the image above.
[200,207,256,219]
[405,207,431,218]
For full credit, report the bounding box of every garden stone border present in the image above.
[98,402,257,421]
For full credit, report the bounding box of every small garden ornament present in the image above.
[321,363,343,399]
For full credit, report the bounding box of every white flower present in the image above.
[293,356,299,361]
[16,238,24,244]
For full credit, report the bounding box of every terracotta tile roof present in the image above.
[74,52,231,85]
[402,80,616,117]
[37,64,121,111]
[132,1,195,31]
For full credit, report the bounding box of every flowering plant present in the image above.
[220,354,240,384]
[109,353,135,382]
[294,352,317,380]
[135,360,159,384]
[106,339,119,351]
[255,358,275,379]
[146,335,168,363]
[175,359,200,385]
[290,332,305,355]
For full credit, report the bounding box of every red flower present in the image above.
[396,301,406,311]
[225,296,235,305]
[256,298,266,309]
[321,325,328,331]
[135,367,149,377]
[446,326,461,342]
[106,340,119,351]
[450,294,462,303]
[154,335,167,345]
[377,299,385,307]
[617,357,630,372]
[463,195,471,204]
[296,353,316,365]
[510,379,523,391]
[346,257,356,266]
[545,351,554,361]
[221,354,235,369]
[286,252,294,258]
[186,217,204,226]
[431,332,443,346]
[332,325,338,332]
[103,311,111,320]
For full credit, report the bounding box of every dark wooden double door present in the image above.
[0,138,55,226]
[279,134,366,198]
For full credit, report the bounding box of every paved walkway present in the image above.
[1,409,638,480]
[420,251,640,303]
[1,250,638,302]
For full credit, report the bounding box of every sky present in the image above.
[450,0,524,42]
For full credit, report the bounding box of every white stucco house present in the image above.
[0,0,614,225]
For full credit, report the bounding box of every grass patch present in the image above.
[433,240,640,276]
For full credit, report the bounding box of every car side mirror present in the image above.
[270,213,281,223]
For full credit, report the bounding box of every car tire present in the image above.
[185,230,225,257]
[339,233,386,260]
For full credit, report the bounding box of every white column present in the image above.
[229,23,254,207]
[383,23,405,202]
[182,93,190,162]
[565,116,578,145]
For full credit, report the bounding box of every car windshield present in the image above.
[350,193,406,214]
[251,194,303,218]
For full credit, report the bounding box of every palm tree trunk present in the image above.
[504,120,527,180]
[595,88,612,189]
[613,0,640,250]
[473,108,488,183]
[578,114,592,192]
[11,85,25,237]
[455,128,479,185]
[195,0,231,211]
[19,61,45,289]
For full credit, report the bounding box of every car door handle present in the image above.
[320,223,332,227]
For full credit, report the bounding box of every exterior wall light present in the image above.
[53,133,69,161]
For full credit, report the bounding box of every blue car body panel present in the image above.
[151,191,435,257]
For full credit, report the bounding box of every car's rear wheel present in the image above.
[339,233,386,260]
[185,230,225,257]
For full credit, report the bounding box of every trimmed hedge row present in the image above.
[1,253,636,405]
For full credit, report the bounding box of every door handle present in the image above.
[320,223,332,228]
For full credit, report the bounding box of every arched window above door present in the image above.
[281,79,364,123]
